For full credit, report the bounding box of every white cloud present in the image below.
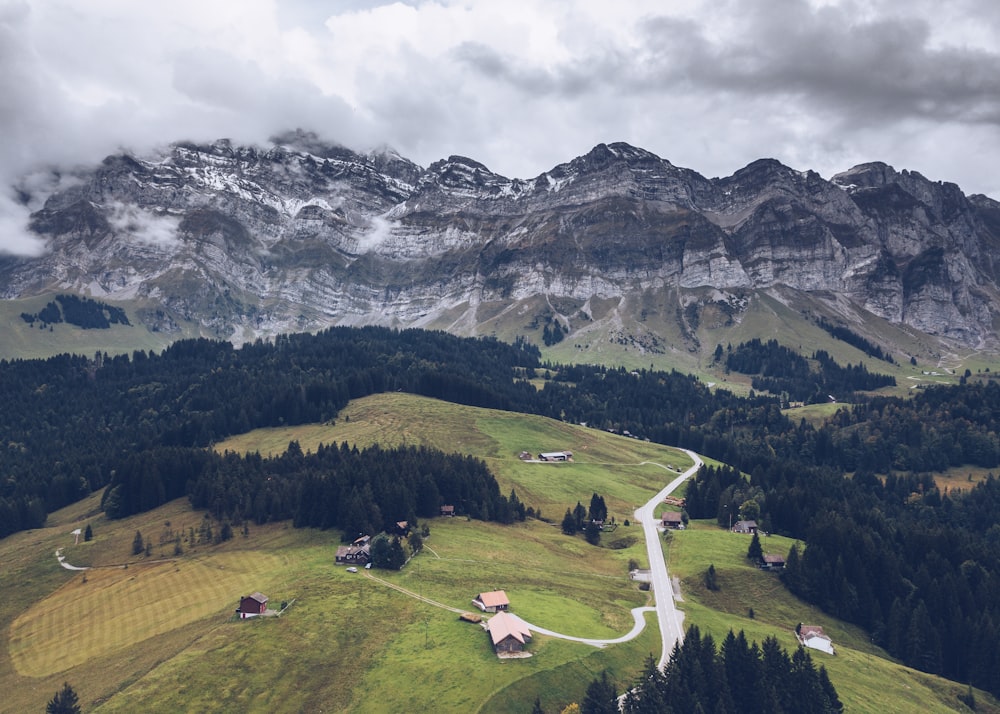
[2,0,1000,255]
[105,201,182,249]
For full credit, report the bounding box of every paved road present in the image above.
[365,570,656,647]
[363,449,703,663]
[634,450,703,669]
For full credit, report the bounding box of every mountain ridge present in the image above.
[3,133,999,358]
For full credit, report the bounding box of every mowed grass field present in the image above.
[10,552,286,677]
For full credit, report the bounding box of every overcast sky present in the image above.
[3,0,1000,255]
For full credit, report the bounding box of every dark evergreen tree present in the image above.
[584,521,602,546]
[581,670,617,714]
[387,537,408,570]
[588,493,608,523]
[132,530,144,555]
[705,564,720,591]
[83,523,93,542]
[747,531,764,564]
[370,534,392,569]
[561,508,577,535]
[46,682,81,714]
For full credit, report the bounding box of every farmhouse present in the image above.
[732,520,758,534]
[796,624,835,655]
[336,535,371,565]
[472,590,510,613]
[538,451,572,462]
[440,504,455,517]
[487,611,532,654]
[760,554,786,570]
[661,511,684,529]
[238,592,268,618]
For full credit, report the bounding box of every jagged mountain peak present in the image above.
[3,136,1000,354]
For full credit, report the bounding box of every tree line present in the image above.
[616,626,842,714]
[101,440,523,535]
[724,338,896,403]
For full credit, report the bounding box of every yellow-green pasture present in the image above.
[214,392,694,521]
[10,551,286,677]
[1,488,666,713]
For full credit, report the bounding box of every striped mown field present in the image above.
[10,552,285,677]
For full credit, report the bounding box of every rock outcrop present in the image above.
[3,134,999,350]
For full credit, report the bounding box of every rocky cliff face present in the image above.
[3,133,999,350]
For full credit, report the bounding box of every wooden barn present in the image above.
[661,511,684,529]
[238,592,268,618]
[487,611,532,654]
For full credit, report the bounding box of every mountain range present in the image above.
[3,130,1000,361]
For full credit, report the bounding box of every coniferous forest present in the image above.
[619,626,842,714]
[2,326,1000,695]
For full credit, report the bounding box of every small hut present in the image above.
[238,592,268,618]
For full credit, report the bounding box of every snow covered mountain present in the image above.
[3,132,1000,358]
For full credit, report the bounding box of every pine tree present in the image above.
[132,530,144,555]
[705,564,720,591]
[747,532,764,564]
[562,508,577,535]
[531,696,545,714]
[83,523,93,542]
[582,670,618,714]
[46,682,81,714]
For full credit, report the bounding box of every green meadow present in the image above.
[2,393,996,712]
[667,521,1000,714]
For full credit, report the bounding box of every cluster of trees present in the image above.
[542,318,566,346]
[561,493,607,544]
[370,531,423,570]
[20,294,130,329]
[618,626,841,713]
[776,472,1000,695]
[725,338,895,402]
[815,317,894,363]
[100,441,523,535]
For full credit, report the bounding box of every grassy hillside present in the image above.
[668,521,1000,714]
[0,295,183,360]
[214,392,695,522]
[3,394,997,712]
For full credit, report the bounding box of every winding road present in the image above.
[361,450,703,664]
[634,451,703,669]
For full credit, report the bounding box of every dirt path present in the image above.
[55,547,89,571]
